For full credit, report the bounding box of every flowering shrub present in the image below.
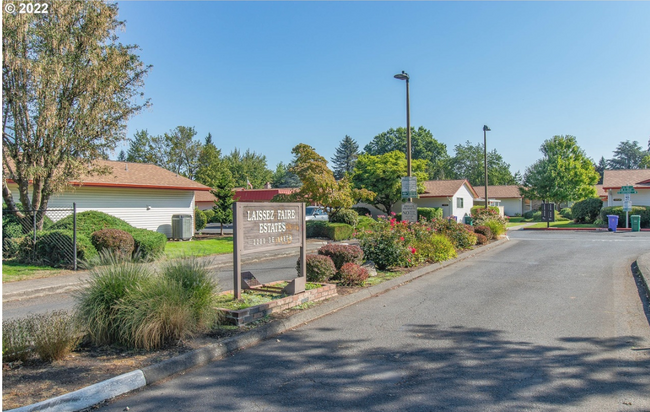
[317,244,363,271]
[296,254,336,282]
[356,216,413,270]
[475,233,488,245]
[430,218,477,250]
[472,208,507,237]
[338,263,369,286]
[474,225,493,240]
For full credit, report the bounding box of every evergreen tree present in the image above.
[211,170,236,235]
[271,162,301,188]
[594,156,607,184]
[607,140,646,169]
[331,135,359,180]
[195,137,227,188]
[117,150,126,161]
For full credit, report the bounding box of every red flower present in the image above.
[400,236,404,241]
[410,247,416,254]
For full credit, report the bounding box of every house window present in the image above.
[457,197,464,208]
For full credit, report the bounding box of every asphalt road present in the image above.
[100,230,650,412]
[2,255,301,321]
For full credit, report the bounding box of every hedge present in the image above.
[129,228,167,260]
[471,206,500,216]
[306,221,354,241]
[417,207,443,221]
[18,230,97,267]
[572,198,602,223]
[600,206,650,228]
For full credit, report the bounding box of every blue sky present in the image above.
[114,1,650,177]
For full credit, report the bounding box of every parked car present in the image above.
[305,206,328,221]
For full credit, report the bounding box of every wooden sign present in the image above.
[233,202,306,299]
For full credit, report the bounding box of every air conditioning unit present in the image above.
[171,214,193,240]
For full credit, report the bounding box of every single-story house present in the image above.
[602,169,650,207]
[5,159,211,238]
[595,184,607,202]
[357,179,478,221]
[195,190,218,211]
[474,185,524,217]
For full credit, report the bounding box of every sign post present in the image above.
[401,177,417,199]
[617,185,637,229]
[232,202,305,299]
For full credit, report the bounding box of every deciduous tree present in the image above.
[363,127,449,179]
[164,126,202,178]
[224,149,273,189]
[448,141,516,187]
[2,0,150,225]
[352,151,428,214]
[520,135,598,205]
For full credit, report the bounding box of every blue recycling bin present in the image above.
[607,215,619,232]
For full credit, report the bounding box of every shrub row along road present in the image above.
[2,256,303,321]
[96,230,650,412]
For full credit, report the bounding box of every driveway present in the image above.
[101,230,650,411]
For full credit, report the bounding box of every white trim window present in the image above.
[457,197,464,208]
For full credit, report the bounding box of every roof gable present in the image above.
[421,180,478,198]
[602,169,650,189]
[474,185,523,199]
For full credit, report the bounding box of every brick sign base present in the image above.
[218,283,337,326]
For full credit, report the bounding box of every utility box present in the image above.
[172,214,193,240]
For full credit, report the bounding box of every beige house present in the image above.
[358,179,478,222]
[474,185,524,216]
[602,169,650,207]
[5,159,211,238]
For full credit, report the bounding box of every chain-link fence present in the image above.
[2,205,78,270]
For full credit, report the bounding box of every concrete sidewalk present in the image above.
[2,239,330,303]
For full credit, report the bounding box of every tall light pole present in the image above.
[483,125,491,210]
[394,71,411,201]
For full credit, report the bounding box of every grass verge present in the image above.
[164,237,233,258]
[2,261,63,282]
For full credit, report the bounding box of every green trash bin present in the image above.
[464,216,473,226]
[631,215,641,232]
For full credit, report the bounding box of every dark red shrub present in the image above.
[91,228,135,259]
[475,233,488,245]
[317,244,364,270]
[474,225,493,240]
[296,254,336,282]
[338,262,369,286]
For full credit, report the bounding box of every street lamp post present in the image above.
[483,125,491,210]
[394,71,411,200]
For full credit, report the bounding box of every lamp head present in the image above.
[483,125,491,132]
[394,71,409,81]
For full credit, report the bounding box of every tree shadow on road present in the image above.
[106,324,650,411]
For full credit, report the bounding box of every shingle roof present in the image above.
[195,190,218,202]
[474,185,523,199]
[602,169,650,189]
[47,159,211,191]
[234,188,298,202]
[421,180,478,198]
[595,184,607,198]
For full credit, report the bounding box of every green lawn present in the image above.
[2,261,64,282]
[526,221,600,229]
[164,236,233,258]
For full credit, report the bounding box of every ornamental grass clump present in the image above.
[75,262,152,346]
[3,317,33,362]
[29,310,82,362]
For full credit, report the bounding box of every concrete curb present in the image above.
[7,238,510,412]
[636,253,650,299]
